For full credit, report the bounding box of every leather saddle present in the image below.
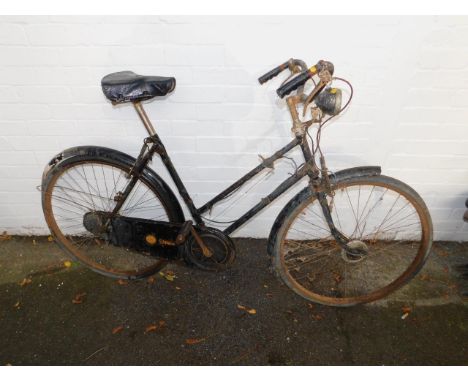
[101,71,176,104]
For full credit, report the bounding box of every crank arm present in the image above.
[190,226,213,258]
[176,220,193,245]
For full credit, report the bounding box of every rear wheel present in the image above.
[42,156,183,279]
[272,175,433,306]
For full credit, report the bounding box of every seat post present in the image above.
[133,101,156,136]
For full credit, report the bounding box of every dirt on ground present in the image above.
[0,236,467,365]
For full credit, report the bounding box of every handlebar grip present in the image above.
[258,61,289,84]
[276,70,312,98]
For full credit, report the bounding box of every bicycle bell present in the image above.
[315,87,342,116]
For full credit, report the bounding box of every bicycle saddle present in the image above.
[101,71,176,104]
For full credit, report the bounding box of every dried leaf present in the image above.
[47,236,54,242]
[72,292,86,304]
[333,272,343,284]
[13,301,20,309]
[237,304,256,315]
[185,338,206,345]
[312,314,324,321]
[402,306,412,314]
[160,271,176,282]
[158,320,166,328]
[64,261,72,268]
[145,324,158,333]
[419,273,430,281]
[435,245,449,257]
[117,279,128,285]
[19,278,32,287]
[0,231,11,241]
[147,276,156,284]
[112,326,124,334]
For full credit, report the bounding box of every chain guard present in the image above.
[83,213,182,260]
[183,227,236,271]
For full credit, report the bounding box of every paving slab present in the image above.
[0,237,467,365]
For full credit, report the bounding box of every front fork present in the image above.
[315,189,366,256]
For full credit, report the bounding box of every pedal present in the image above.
[175,220,193,245]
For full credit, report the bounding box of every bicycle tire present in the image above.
[271,175,433,306]
[42,152,184,279]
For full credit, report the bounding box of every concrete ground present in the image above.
[0,236,467,366]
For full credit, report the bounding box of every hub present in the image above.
[341,240,369,263]
[83,211,112,235]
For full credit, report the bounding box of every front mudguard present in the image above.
[267,166,381,255]
[41,145,185,223]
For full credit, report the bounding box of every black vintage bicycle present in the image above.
[41,58,433,306]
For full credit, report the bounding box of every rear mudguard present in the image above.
[41,145,185,223]
[267,166,381,255]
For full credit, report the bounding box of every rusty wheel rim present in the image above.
[43,160,171,278]
[278,179,432,306]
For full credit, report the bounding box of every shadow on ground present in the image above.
[0,237,467,365]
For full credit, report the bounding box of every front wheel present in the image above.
[271,175,433,306]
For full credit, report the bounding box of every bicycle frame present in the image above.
[124,100,321,236]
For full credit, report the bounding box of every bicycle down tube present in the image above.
[153,132,312,235]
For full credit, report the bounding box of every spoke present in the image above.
[296,215,331,235]
[285,240,338,259]
[356,185,375,229]
[372,194,401,239]
[122,187,152,214]
[332,199,344,231]
[288,227,326,240]
[344,187,360,238]
[109,167,125,204]
[52,193,90,213]
[378,211,419,233]
[122,181,143,213]
[91,164,105,211]
[354,187,389,239]
[79,165,97,211]
[52,204,85,216]
[285,248,338,269]
[59,174,96,211]
[54,185,113,206]
[305,204,329,227]
[67,168,99,208]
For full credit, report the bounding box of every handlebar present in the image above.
[276,60,335,99]
[258,58,308,85]
[276,69,314,98]
[258,60,289,84]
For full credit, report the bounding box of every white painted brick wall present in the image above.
[1,15,468,240]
